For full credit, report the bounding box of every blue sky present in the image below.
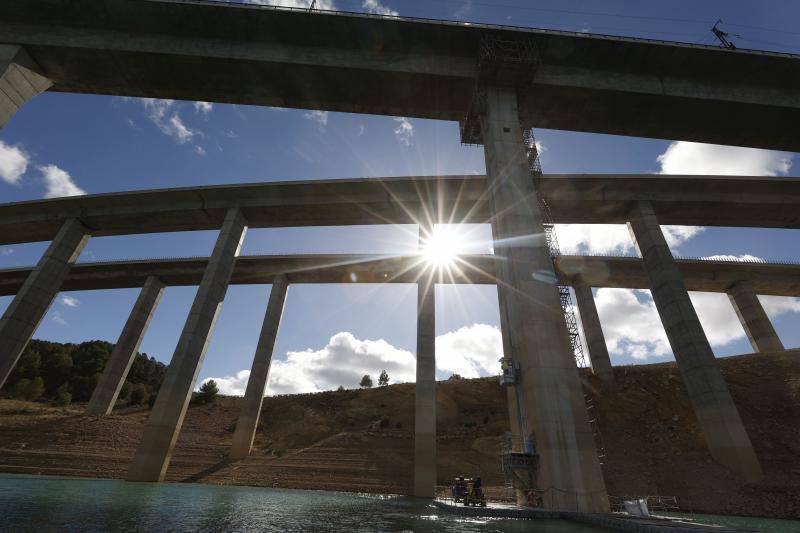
[1,0,799,395]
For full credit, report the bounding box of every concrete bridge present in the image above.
[2,0,800,513]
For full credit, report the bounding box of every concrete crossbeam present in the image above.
[86,276,165,416]
[0,45,51,128]
[127,208,247,482]
[573,278,613,383]
[413,279,437,498]
[0,218,88,389]
[230,275,289,460]
[727,280,784,353]
[480,84,607,513]
[627,200,762,482]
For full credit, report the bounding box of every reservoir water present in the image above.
[0,474,608,532]
[2,474,799,532]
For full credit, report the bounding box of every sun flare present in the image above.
[422,226,463,266]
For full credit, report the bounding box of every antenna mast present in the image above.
[711,19,737,49]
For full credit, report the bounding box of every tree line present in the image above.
[0,339,166,407]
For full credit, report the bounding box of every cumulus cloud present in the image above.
[701,254,764,262]
[394,117,414,145]
[202,325,507,397]
[60,295,79,307]
[0,141,29,185]
[759,295,800,318]
[657,141,793,176]
[689,292,747,347]
[52,311,67,326]
[266,332,416,395]
[555,224,703,255]
[362,0,398,16]
[595,288,672,361]
[435,323,502,378]
[142,99,195,144]
[40,165,86,198]
[194,101,213,114]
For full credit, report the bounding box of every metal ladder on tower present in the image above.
[523,128,607,466]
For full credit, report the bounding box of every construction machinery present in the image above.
[450,476,487,507]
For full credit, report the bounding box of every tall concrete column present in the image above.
[87,276,165,415]
[479,84,607,512]
[127,208,247,482]
[573,278,613,383]
[1,45,52,127]
[728,280,784,353]
[627,200,762,482]
[0,219,89,389]
[414,279,436,498]
[230,275,289,460]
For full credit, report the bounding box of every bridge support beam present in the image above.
[573,278,613,383]
[1,45,52,128]
[230,275,288,460]
[413,279,437,498]
[127,208,247,482]
[0,218,88,389]
[627,200,762,482]
[87,276,165,415]
[479,84,608,512]
[728,280,784,353]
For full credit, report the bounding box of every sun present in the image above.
[421,226,463,266]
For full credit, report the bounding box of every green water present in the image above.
[0,474,608,532]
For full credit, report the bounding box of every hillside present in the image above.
[0,349,798,519]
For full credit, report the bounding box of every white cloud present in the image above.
[657,141,792,176]
[303,110,328,129]
[266,332,417,395]
[759,295,800,318]
[39,165,86,198]
[701,254,764,262]
[201,370,251,396]
[394,117,414,146]
[362,0,398,16]
[555,224,703,255]
[52,312,67,326]
[453,0,471,19]
[59,295,79,307]
[194,101,213,114]
[0,141,29,185]
[595,288,671,361]
[142,99,195,144]
[689,292,746,347]
[435,323,502,378]
[0,247,13,256]
[195,146,206,157]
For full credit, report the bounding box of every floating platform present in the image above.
[432,500,756,532]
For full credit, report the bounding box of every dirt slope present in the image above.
[0,350,798,519]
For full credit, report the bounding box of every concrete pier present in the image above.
[627,200,762,482]
[0,45,51,128]
[479,84,608,512]
[728,280,784,353]
[230,275,289,460]
[127,208,247,482]
[86,276,165,415]
[0,218,88,389]
[573,278,613,382]
[414,280,437,498]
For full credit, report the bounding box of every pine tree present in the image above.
[378,370,389,387]
[359,374,373,388]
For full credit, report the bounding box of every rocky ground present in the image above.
[0,350,798,519]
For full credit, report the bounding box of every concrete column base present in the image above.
[230,276,288,460]
[0,219,88,389]
[628,201,762,482]
[728,280,784,353]
[87,276,164,416]
[127,208,247,482]
[0,45,52,127]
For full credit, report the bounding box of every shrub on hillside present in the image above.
[54,384,72,407]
